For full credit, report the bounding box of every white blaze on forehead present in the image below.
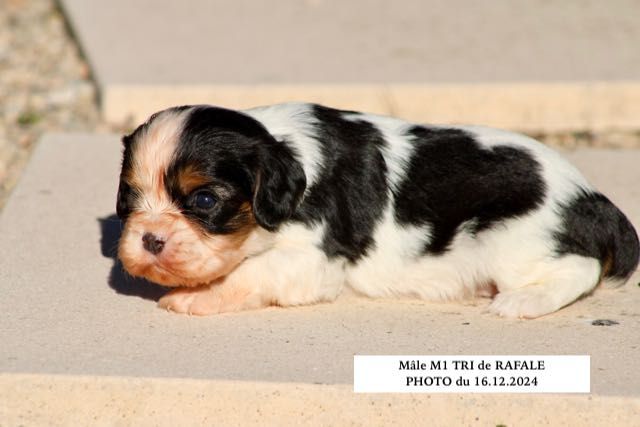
[129,109,190,214]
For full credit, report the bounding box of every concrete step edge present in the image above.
[103,81,640,133]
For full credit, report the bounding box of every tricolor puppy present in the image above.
[116,103,639,318]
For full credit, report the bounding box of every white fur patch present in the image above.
[245,103,324,190]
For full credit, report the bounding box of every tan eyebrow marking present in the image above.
[176,164,211,195]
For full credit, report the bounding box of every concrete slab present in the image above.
[1,133,640,423]
[60,0,640,131]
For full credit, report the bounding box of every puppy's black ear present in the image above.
[122,134,133,147]
[116,180,131,220]
[118,133,136,220]
[253,141,306,231]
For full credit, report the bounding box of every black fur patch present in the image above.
[292,105,388,262]
[115,179,138,221]
[394,126,546,254]
[251,139,306,231]
[165,106,262,234]
[554,190,639,279]
[165,106,305,233]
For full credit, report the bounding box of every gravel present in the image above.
[0,0,104,208]
[0,0,638,210]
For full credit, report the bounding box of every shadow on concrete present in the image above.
[99,214,166,301]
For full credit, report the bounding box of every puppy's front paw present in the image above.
[489,288,558,319]
[158,286,220,316]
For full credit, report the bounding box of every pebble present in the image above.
[591,319,619,326]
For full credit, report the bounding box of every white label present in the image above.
[354,355,589,393]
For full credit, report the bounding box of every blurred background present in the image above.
[1,0,639,207]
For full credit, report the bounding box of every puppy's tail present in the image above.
[555,190,639,287]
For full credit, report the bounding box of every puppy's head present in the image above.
[116,105,306,287]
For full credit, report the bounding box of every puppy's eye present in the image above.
[194,191,216,209]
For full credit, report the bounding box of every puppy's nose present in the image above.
[142,232,165,255]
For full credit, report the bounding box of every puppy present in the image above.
[116,103,639,318]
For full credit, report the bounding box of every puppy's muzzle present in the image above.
[142,232,166,255]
